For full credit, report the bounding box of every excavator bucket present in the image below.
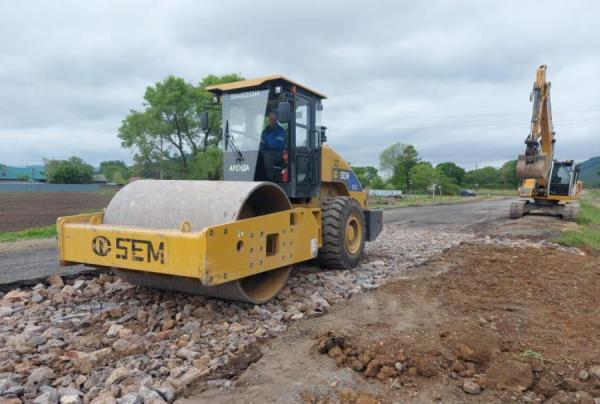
[516,153,552,182]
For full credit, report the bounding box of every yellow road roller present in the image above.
[57,76,383,304]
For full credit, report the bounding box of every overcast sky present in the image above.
[1,0,599,170]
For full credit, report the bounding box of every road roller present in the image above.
[510,65,583,221]
[57,76,383,303]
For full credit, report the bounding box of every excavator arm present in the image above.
[516,65,555,192]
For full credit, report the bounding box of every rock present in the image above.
[229,322,244,332]
[415,358,437,377]
[3,290,30,302]
[0,306,13,317]
[31,293,44,303]
[116,394,142,404]
[486,359,533,392]
[27,366,55,387]
[534,376,558,398]
[161,320,175,331]
[589,366,600,379]
[33,389,59,404]
[350,359,364,371]
[561,377,587,392]
[327,346,343,358]
[573,391,595,404]
[453,331,499,363]
[169,368,208,393]
[578,370,589,381]
[376,366,397,380]
[394,362,404,372]
[463,380,482,395]
[254,327,267,337]
[363,360,380,378]
[176,348,200,360]
[58,387,82,404]
[89,392,116,404]
[105,368,132,388]
[48,275,64,287]
[152,385,175,403]
[109,307,123,318]
[112,339,145,356]
[106,324,124,338]
[138,387,166,404]
[0,398,23,404]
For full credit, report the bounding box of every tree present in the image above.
[192,145,223,180]
[119,73,243,179]
[352,166,384,188]
[379,143,420,190]
[99,160,130,183]
[44,157,94,184]
[435,162,465,185]
[498,160,519,188]
[410,162,435,192]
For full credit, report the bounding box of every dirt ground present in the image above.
[0,192,113,231]
[185,243,600,403]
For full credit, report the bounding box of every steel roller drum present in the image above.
[104,180,292,304]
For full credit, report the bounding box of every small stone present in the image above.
[578,370,589,381]
[589,365,600,379]
[376,366,397,380]
[0,306,13,317]
[254,327,267,337]
[229,322,244,332]
[116,393,142,404]
[109,307,123,318]
[3,290,31,301]
[533,376,558,398]
[463,380,482,395]
[105,367,132,388]
[363,360,381,378]
[327,346,343,358]
[350,359,364,371]
[27,366,55,386]
[106,324,123,338]
[138,386,166,404]
[112,339,145,356]
[416,358,437,377]
[89,391,116,404]
[33,389,59,404]
[486,359,533,392]
[48,275,64,287]
[395,362,405,372]
[161,320,175,331]
[31,293,44,303]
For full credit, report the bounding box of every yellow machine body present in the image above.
[57,208,321,287]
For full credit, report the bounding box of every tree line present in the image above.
[40,74,519,190]
[353,143,519,194]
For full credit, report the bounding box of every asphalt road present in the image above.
[0,198,513,286]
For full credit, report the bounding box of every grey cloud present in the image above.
[0,0,599,168]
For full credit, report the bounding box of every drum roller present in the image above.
[104,180,292,304]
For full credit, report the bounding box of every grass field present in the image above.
[556,189,600,251]
[0,225,56,243]
[368,188,515,209]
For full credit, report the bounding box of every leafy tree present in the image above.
[435,162,465,185]
[379,143,420,190]
[111,171,127,185]
[498,160,519,188]
[119,73,243,178]
[99,160,130,183]
[464,166,500,188]
[409,162,435,192]
[44,157,94,184]
[17,174,31,181]
[352,166,384,188]
[192,146,223,180]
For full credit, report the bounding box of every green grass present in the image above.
[0,225,57,243]
[556,190,600,251]
[368,190,514,209]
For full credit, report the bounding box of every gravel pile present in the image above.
[0,224,476,403]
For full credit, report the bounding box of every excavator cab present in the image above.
[205,76,326,201]
[549,161,580,197]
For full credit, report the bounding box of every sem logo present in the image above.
[229,164,250,172]
[92,236,112,257]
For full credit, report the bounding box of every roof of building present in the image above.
[0,165,46,181]
[206,75,327,99]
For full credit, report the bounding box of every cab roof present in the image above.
[205,75,327,99]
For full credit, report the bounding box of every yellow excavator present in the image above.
[510,65,583,221]
[56,76,383,304]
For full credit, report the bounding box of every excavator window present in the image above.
[549,163,572,196]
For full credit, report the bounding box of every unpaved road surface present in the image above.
[1,198,515,286]
[0,197,591,404]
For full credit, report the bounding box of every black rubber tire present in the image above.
[318,196,366,269]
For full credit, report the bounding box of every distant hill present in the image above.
[579,156,600,187]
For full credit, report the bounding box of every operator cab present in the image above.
[205,76,326,200]
[549,160,579,196]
